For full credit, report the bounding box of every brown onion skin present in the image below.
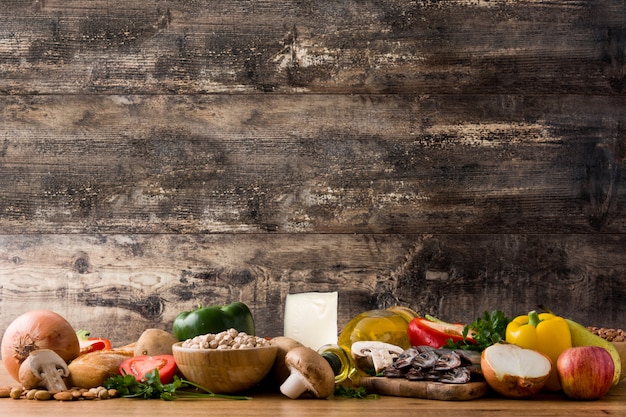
[1,310,80,381]
[482,366,550,398]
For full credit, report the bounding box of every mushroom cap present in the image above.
[284,346,335,398]
[18,356,42,389]
[18,349,69,392]
[270,336,305,385]
[28,349,70,377]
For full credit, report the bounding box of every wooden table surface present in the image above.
[1,364,625,416]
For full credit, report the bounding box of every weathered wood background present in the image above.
[0,0,625,346]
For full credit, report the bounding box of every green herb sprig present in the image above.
[447,310,510,351]
[334,385,378,399]
[104,369,251,401]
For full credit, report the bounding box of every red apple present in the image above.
[557,346,614,400]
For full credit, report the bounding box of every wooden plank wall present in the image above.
[0,0,625,346]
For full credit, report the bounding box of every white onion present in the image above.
[1,310,80,381]
[481,343,552,398]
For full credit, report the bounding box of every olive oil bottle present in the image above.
[318,306,418,383]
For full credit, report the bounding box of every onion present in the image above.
[481,343,552,398]
[1,310,80,381]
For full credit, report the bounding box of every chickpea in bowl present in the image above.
[172,329,277,394]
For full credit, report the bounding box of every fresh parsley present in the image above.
[334,385,378,399]
[447,310,510,351]
[104,369,251,401]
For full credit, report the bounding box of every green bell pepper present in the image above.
[172,301,256,341]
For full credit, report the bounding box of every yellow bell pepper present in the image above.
[505,310,571,391]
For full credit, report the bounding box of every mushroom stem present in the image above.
[280,371,309,399]
[279,346,336,399]
[20,349,69,393]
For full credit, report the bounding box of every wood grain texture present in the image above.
[359,377,488,400]
[0,1,623,95]
[0,94,624,234]
[1,234,624,346]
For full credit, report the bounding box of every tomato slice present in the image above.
[119,355,177,384]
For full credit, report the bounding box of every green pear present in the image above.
[565,319,621,387]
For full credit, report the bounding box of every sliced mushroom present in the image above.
[18,349,69,393]
[279,346,335,399]
[351,341,404,374]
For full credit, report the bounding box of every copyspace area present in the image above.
[0,0,624,351]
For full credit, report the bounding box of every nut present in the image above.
[54,391,74,401]
[10,387,23,399]
[25,389,38,400]
[587,326,626,342]
[81,390,98,400]
[34,390,51,401]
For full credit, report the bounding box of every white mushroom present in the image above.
[351,341,404,374]
[18,349,69,393]
[279,346,335,399]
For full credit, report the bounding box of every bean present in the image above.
[0,387,11,398]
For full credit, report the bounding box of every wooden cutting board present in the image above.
[359,377,488,401]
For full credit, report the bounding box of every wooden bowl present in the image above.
[172,342,277,394]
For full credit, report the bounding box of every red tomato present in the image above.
[79,337,112,355]
[119,355,177,384]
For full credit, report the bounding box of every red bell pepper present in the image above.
[77,329,112,355]
[407,317,475,348]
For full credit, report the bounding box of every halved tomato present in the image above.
[119,354,177,384]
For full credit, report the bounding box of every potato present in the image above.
[134,329,178,356]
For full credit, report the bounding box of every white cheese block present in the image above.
[283,291,338,350]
